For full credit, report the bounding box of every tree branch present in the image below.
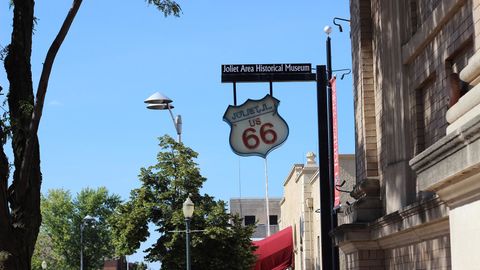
[16,0,83,201]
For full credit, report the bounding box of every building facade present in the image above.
[103,257,136,270]
[230,197,281,239]
[279,153,355,270]
[333,0,480,269]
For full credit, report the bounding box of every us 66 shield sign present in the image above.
[223,95,289,158]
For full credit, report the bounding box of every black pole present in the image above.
[326,36,332,80]
[233,82,237,106]
[185,218,191,270]
[326,35,340,270]
[316,65,335,270]
[80,223,84,270]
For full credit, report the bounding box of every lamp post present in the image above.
[144,92,183,143]
[80,215,96,270]
[182,196,194,270]
[318,25,339,270]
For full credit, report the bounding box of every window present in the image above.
[244,215,255,226]
[269,215,278,225]
[410,0,419,35]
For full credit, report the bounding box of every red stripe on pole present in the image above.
[331,78,341,208]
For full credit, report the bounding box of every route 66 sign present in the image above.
[223,95,289,158]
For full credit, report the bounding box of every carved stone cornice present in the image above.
[342,178,382,223]
[410,114,480,208]
[350,177,380,199]
[332,197,449,252]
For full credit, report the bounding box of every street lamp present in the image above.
[80,215,96,270]
[182,196,194,270]
[144,92,183,143]
[318,25,339,270]
[41,260,47,270]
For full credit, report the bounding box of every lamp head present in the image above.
[324,25,333,35]
[144,92,173,104]
[175,115,182,135]
[83,215,96,223]
[183,196,194,219]
[146,103,174,110]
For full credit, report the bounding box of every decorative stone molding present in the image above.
[350,177,380,199]
[343,197,383,224]
[447,102,480,134]
[342,178,382,223]
[332,223,377,253]
[370,197,449,245]
[447,49,480,134]
[305,152,316,167]
[446,78,480,124]
[333,197,449,252]
[460,49,480,85]
[410,113,480,208]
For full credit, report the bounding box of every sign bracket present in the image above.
[233,82,237,106]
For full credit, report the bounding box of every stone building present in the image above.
[279,153,355,270]
[333,0,480,269]
[103,257,136,270]
[230,197,281,239]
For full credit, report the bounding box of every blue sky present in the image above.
[1,0,353,267]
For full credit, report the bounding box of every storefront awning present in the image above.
[253,226,293,270]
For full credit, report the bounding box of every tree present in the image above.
[30,228,68,270]
[0,1,181,269]
[32,187,121,269]
[111,136,257,270]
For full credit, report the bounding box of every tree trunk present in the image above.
[1,0,42,268]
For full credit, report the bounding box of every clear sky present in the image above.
[1,0,353,268]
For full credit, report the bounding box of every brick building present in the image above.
[333,0,480,269]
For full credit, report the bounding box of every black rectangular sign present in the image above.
[221,63,316,83]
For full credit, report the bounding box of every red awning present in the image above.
[253,226,294,270]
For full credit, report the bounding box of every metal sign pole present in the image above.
[316,65,337,270]
[326,36,340,270]
[264,157,271,237]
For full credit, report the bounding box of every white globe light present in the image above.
[324,25,333,35]
[183,196,194,219]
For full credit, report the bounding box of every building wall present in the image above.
[103,257,135,270]
[280,154,355,270]
[350,0,378,181]
[280,162,315,270]
[335,0,480,269]
[230,197,281,239]
[384,235,451,270]
[371,0,474,213]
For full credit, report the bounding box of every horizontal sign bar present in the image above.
[222,73,316,82]
[222,63,311,74]
[221,63,316,82]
